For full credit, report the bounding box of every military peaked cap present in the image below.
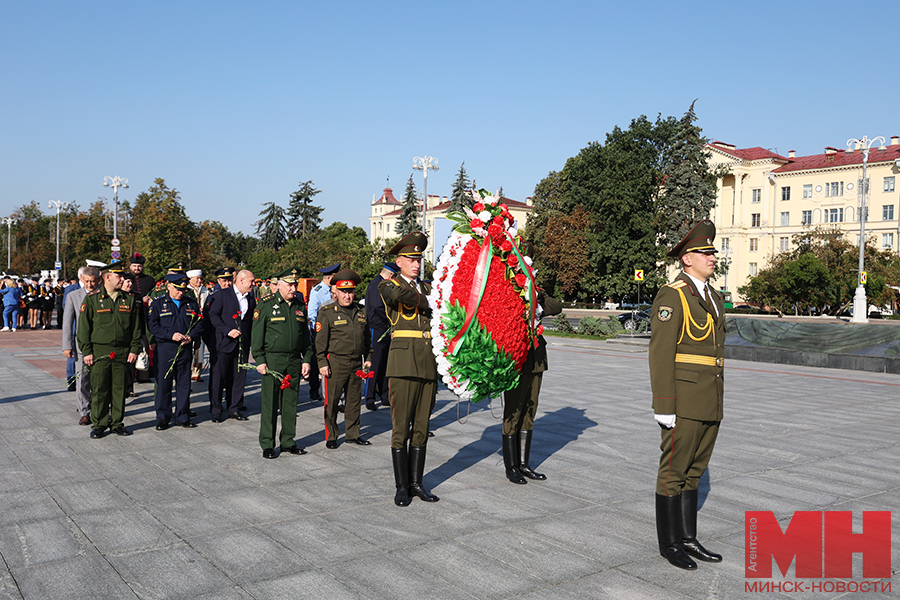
[274,267,302,284]
[102,261,127,274]
[668,220,718,259]
[165,273,189,290]
[388,231,428,257]
[318,263,341,275]
[215,266,235,279]
[332,269,361,290]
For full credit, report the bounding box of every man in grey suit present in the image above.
[62,265,101,425]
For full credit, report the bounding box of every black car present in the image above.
[617,309,651,332]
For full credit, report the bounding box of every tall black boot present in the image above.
[392,447,411,507]
[518,429,546,480]
[656,493,697,570]
[680,488,722,562]
[408,446,439,502]
[502,433,526,484]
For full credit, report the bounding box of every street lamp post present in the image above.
[48,200,68,274]
[412,156,439,238]
[1,217,16,272]
[102,175,128,241]
[846,136,885,323]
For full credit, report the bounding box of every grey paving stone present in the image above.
[105,542,229,600]
[187,527,314,584]
[72,508,178,554]
[0,518,95,569]
[256,516,381,568]
[243,570,366,600]
[171,465,258,496]
[323,553,475,600]
[0,489,65,527]
[0,469,42,494]
[0,569,24,600]
[45,480,134,515]
[514,567,685,600]
[10,554,138,600]
[142,496,253,538]
[215,487,312,525]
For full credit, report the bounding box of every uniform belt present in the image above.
[391,330,431,339]
[675,353,723,367]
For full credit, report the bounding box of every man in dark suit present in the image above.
[364,262,397,411]
[208,269,255,422]
[203,267,235,411]
[650,220,725,571]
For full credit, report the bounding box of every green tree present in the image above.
[287,180,323,239]
[447,162,471,213]
[62,200,110,277]
[254,201,288,251]
[395,174,420,236]
[657,100,721,248]
[9,201,53,275]
[130,178,195,278]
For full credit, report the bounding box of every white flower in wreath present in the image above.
[523,256,533,267]
[478,210,492,221]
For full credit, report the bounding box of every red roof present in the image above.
[372,187,401,205]
[773,145,900,173]
[707,142,787,162]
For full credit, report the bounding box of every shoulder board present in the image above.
[259,293,275,303]
[666,281,687,289]
[387,279,400,286]
[86,289,100,296]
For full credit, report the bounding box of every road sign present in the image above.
[111,245,120,252]
[54,261,62,270]
[111,251,121,261]
[861,271,867,284]
[634,270,644,281]
[111,238,120,246]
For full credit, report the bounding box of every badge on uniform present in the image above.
[315,322,322,332]
[657,306,673,322]
[253,309,260,320]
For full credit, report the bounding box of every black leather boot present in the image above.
[408,446,439,502]
[518,429,546,480]
[656,493,697,570]
[502,433,526,484]
[392,447,411,507]
[681,488,722,562]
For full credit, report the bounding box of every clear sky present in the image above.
[2,1,897,237]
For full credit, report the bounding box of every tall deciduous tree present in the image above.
[395,174,420,237]
[287,180,323,239]
[9,201,53,275]
[255,202,288,251]
[447,162,471,213]
[657,100,721,248]
[130,178,195,277]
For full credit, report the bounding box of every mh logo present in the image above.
[745,511,891,578]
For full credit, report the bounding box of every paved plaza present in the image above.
[0,330,897,599]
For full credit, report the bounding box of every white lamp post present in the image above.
[846,136,885,323]
[47,200,68,273]
[1,217,16,271]
[103,175,128,241]
[412,156,439,237]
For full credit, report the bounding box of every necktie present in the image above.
[704,285,716,319]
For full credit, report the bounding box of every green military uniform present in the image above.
[379,231,440,506]
[251,269,313,454]
[502,291,563,483]
[315,271,371,444]
[649,219,725,570]
[76,262,143,434]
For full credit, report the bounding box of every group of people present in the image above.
[54,219,726,572]
[0,275,66,331]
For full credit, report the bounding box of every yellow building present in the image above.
[369,187,533,262]
[706,137,900,301]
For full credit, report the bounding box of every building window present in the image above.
[749,262,758,276]
[749,238,759,252]
[780,211,789,226]
[825,182,844,197]
[803,184,813,198]
[885,176,896,193]
[801,210,812,225]
[779,237,789,252]
[826,208,843,223]
[883,233,894,249]
[751,213,761,227]
[752,189,761,203]
[385,223,391,233]
[781,187,791,201]
[883,205,894,221]
[856,235,861,246]
[721,237,729,252]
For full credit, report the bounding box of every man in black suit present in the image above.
[208,269,255,422]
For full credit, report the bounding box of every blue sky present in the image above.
[2,1,897,237]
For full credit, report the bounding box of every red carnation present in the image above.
[280,374,292,390]
[507,254,519,267]
[487,223,502,237]
[473,202,485,213]
[515,273,527,288]
[499,203,508,211]
[109,352,116,360]
[470,218,484,229]
[492,215,504,227]
[232,313,240,320]
[500,240,513,253]
[537,325,544,336]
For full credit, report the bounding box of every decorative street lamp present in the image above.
[846,136,885,324]
[1,217,16,272]
[48,200,69,274]
[412,156,439,238]
[103,175,128,241]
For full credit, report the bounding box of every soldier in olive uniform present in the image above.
[378,232,439,507]
[76,261,143,438]
[501,280,563,484]
[251,268,313,459]
[315,269,372,448]
[649,220,725,570]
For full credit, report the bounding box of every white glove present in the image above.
[655,413,676,429]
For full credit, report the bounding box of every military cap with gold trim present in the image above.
[101,260,127,274]
[274,267,302,284]
[668,220,718,259]
[165,273,189,290]
[214,266,235,279]
[388,231,428,257]
[332,269,361,290]
[165,261,186,273]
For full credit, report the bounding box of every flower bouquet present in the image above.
[428,190,543,402]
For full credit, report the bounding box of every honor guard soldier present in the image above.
[501,241,563,485]
[76,261,143,438]
[148,273,204,430]
[650,220,725,570]
[378,232,439,506]
[307,263,341,401]
[315,269,372,448]
[252,268,313,459]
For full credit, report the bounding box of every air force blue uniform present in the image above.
[148,294,203,425]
